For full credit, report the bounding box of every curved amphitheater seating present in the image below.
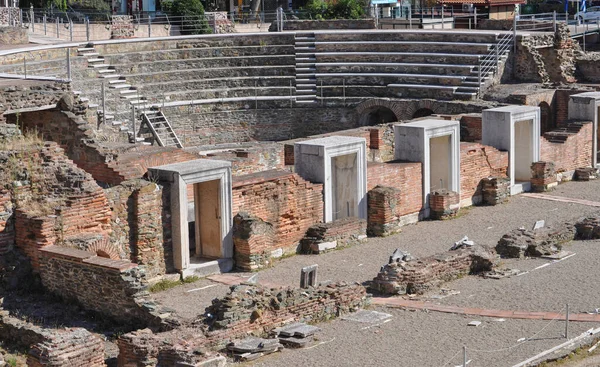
[0,30,510,144]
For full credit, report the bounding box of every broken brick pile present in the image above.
[496,223,576,258]
[574,214,600,239]
[117,282,370,365]
[300,217,367,253]
[0,141,112,270]
[459,143,509,204]
[371,245,495,295]
[0,308,105,367]
[367,185,403,236]
[429,189,460,220]
[531,161,557,192]
[481,177,510,205]
[38,245,178,331]
[575,167,598,181]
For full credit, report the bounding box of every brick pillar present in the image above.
[530,161,557,192]
[480,177,510,205]
[369,128,383,150]
[429,189,460,220]
[367,186,402,236]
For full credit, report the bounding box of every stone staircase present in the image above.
[138,110,183,148]
[543,121,588,143]
[77,43,149,144]
[294,32,318,105]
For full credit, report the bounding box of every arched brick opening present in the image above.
[359,106,398,126]
[539,102,555,135]
[86,237,121,260]
[412,108,434,119]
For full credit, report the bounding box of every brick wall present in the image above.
[541,121,593,173]
[371,245,495,295]
[460,114,482,142]
[105,180,168,278]
[117,283,370,366]
[38,246,176,331]
[8,109,198,186]
[367,161,423,217]
[5,142,113,270]
[300,217,367,253]
[0,310,106,367]
[460,143,509,204]
[0,81,70,123]
[201,144,285,176]
[231,170,323,269]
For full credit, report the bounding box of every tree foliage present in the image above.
[162,0,212,34]
[304,0,367,19]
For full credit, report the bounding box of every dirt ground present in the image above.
[151,178,600,366]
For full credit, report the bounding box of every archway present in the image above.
[538,102,554,135]
[412,108,434,119]
[360,106,398,126]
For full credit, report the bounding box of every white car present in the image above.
[576,6,600,23]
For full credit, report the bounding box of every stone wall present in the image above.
[271,19,376,31]
[0,189,14,255]
[0,81,70,123]
[231,170,323,270]
[460,142,509,204]
[201,143,285,176]
[38,245,177,331]
[105,179,168,278]
[371,245,495,295]
[541,121,593,174]
[0,309,106,367]
[577,52,600,82]
[117,282,370,365]
[0,26,27,44]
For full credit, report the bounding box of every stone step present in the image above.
[295,41,315,46]
[119,126,130,131]
[79,52,99,57]
[97,69,116,74]
[100,74,122,79]
[296,89,317,94]
[296,94,317,100]
[295,46,316,51]
[120,89,138,95]
[87,58,104,63]
[79,97,89,102]
[89,63,111,69]
[112,120,124,126]
[109,78,127,84]
[122,94,143,99]
[110,84,132,89]
[295,36,315,41]
[296,100,318,105]
[296,83,317,88]
[77,47,95,52]
[295,57,316,62]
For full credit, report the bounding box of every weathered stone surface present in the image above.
[480,177,510,206]
[371,244,495,295]
[496,224,576,258]
[531,161,557,192]
[575,215,600,239]
[575,167,598,181]
[0,26,27,45]
[300,217,367,254]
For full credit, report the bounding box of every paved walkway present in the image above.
[522,193,600,207]
[372,297,600,322]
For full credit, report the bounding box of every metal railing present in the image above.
[477,31,513,97]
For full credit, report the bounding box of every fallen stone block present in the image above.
[575,167,598,181]
[496,224,576,258]
[575,216,600,240]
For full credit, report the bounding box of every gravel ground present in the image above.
[152,179,600,366]
[431,240,600,315]
[252,307,598,367]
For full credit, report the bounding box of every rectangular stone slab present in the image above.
[279,336,314,348]
[278,323,321,338]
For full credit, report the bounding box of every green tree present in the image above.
[304,0,367,19]
[163,0,212,34]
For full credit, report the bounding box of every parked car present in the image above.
[576,6,600,22]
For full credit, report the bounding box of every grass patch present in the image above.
[149,275,200,293]
[5,355,18,367]
[538,339,600,366]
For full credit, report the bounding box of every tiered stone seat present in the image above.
[310,30,509,101]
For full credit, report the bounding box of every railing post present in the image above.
[513,15,517,55]
[85,18,90,42]
[23,57,27,79]
[441,5,444,29]
[69,20,73,41]
[495,45,499,74]
[66,48,71,80]
[553,10,557,32]
[30,6,34,32]
[148,15,152,37]
[477,59,481,96]
[101,82,106,126]
[469,18,471,29]
[43,14,47,35]
[474,7,477,28]
[19,8,23,26]
[56,17,59,39]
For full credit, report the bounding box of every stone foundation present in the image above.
[38,246,178,331]
[531,161,557,192]
[429,189,460,220]
[371,245,495,295]
[367,186,403,237]
[117,282,370,365]
[0,26,27,45]
[300,218,367,254]
[480,177,510,205]
[0,309,106,367]
[496,224,576,258]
